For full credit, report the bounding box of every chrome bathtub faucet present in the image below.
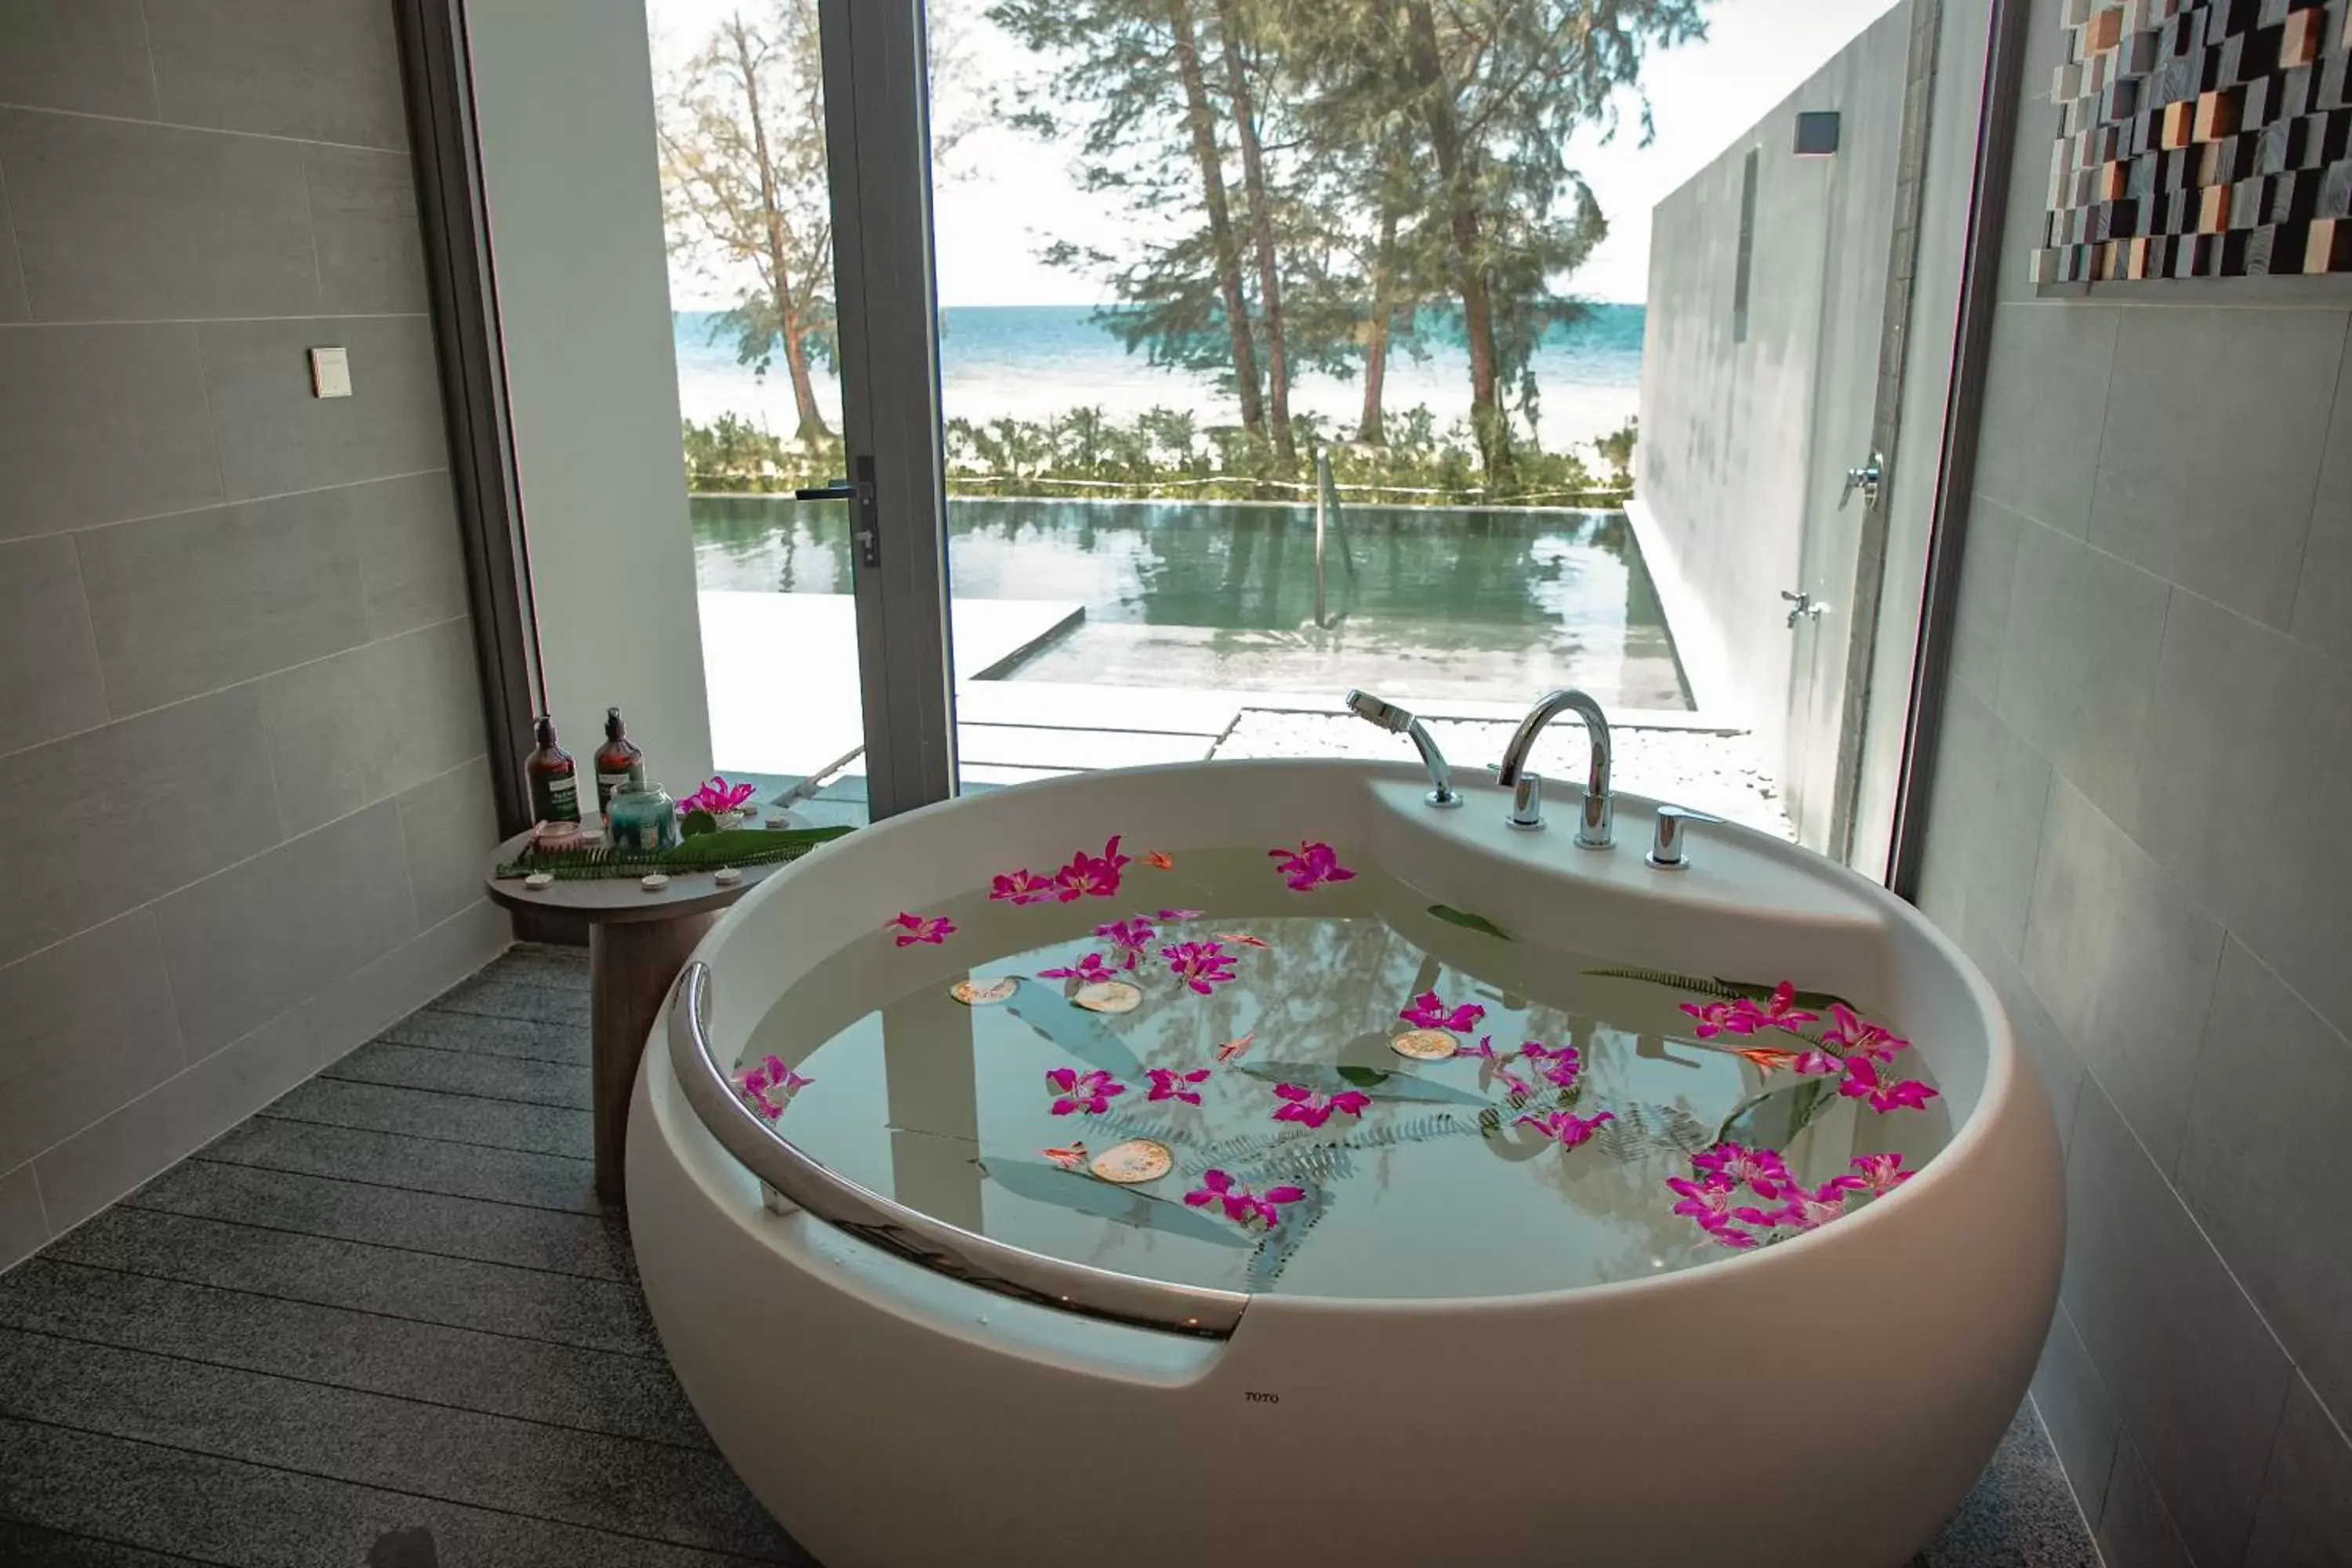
[1345,689,1461,808]
[1495,689,1613,848]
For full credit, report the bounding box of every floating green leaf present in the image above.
[1428,904,1514,941]
[679,808,720,839]
[1004,978,1147,1079]
[979,1158,1247,1248]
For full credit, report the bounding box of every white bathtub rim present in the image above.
[649,757,2044,1322]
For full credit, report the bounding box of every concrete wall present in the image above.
[1636,5,1913,848]
[467,0,713,793]
[1916,0,2352,1558]
[0,0,510,1272]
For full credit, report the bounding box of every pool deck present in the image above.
[699,588,1792,840]
[700,591,1087,780]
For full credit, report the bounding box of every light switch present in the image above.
[309,346,352,399]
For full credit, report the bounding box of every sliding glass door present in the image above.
[641,0,954,827]
[632,0,1985,872]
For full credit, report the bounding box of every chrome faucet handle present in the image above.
[1506,771,1544,830]
[1648,805,1721,870]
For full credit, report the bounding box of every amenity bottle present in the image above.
[525,715,581,825]
[594,706,647,815]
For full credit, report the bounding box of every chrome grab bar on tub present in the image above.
[665,961,1249,1340]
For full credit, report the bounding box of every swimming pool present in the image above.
[691,495,1690,710]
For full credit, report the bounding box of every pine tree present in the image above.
[1287,0,1704,484]
[996,0,1272,441]
[659,4,837,443]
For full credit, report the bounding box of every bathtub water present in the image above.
[737,848,1954,1303]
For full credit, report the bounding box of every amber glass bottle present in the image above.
[593,706,647,815]
[525,715,581,824]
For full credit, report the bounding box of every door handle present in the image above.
[1840,453,1885,510]
[795,457,881,568]
[1782,589,1828,629]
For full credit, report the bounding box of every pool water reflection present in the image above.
[692,496,1690,709]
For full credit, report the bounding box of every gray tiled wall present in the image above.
[0,0,509,1273]
[1918,0,2352,1559]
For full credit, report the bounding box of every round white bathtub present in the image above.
[630,760,2063,1568]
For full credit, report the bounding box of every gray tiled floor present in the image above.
[0,947,2099,1566]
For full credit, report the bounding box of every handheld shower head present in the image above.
[1345,688,1414,735]
[1344,688,1457,807]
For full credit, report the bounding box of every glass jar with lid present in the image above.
[605,780,681,854]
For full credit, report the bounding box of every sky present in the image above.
[648,0,1906,309]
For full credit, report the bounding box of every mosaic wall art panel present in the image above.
[2038,0,2352,282]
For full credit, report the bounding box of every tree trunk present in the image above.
[1358,201,1399,445]
[780,306,826,445]
[1401,0,1508,482]
[1214,0,1292,462]
[1167,0,1265,441]
[733,21,831,441]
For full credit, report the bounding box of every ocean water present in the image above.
[673,302,1646,456]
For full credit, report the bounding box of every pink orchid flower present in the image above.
[1792,1047,1846,1076]
[1214,1030,1256,1065]
[1040,952,1118,987]
[1667,1172,1741,1224]
[1842,1152,1913,1193]
[1271,1082,1371,1130]
[1737,1181,1849,1234]
[730,1054,812,1121]
[1822,1003,1907,1063]
[1044,1066,1127,1116]
[1458,1036,1533,1095]
[1516,1109,1615,1149]
[1160,939,1240,995]
[1042,1142,1090,1171]
[679,775,759,816]
[1147,1066,1212,1105]
[1092,917,1158,970]
[1838,1054,1940,1112]
[1734,982,1821,1036]
[1154,908,1204,922]
[1399,989,1486,1034]
[1521,1040,1584,1090]
[886,912,955,948]
[1185,1168,1308,1229]
[1679,999,1746,1039]
[1269,840,1356,892]
[1052,836,1131,902]
[1691,1141,1793,1196]
[1700,1215,1762,1249]
[989,868,1061,906]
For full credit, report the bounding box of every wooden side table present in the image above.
[484,829,786,1205]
